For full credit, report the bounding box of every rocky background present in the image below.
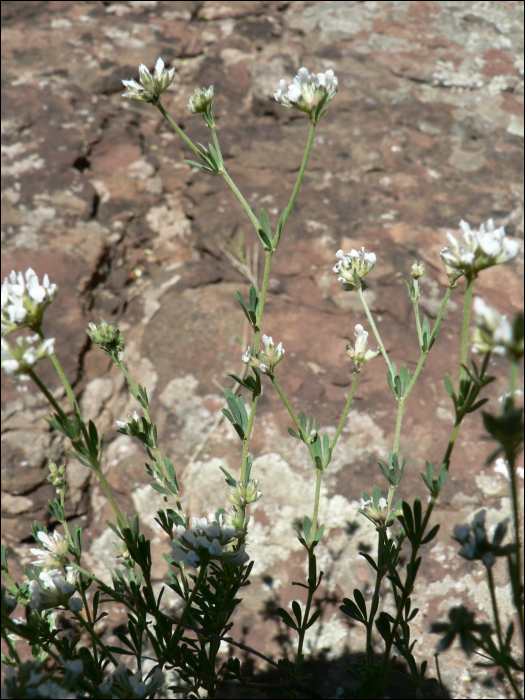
[1,1,523,697]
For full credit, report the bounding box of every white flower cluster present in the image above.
[242,334,285,375]
[187,85,214,114]
[472,297,522,358]
[440,219,519,279]
[99,663,164,699]
[346,325,380,368]
[274,67,338,120]
[29,567,83,612]
[171,516,249,568]
[333,247,377,291]
[116,410,144,436]
[1,334,55,378]
[122,57,175,102]
[1,268,58,335]
[30,530,70,570]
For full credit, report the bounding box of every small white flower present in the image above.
[171,513,248,568]
[241,346,252,364]
[2,269,58,335]
[440,219,519,278]
[123,57,175,102]
[260,334,285,374]
[333,247,377,291]
[471,297,515,356]
[187,85,214,114]
[29,567,82,611]
[1,334,55,378]
[116,410,143,434]
[274,67,338,121]
[30,530,70,570]
[346,325,381,368]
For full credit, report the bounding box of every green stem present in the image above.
[222,170,261,233]
[156,101,202,157]
[118,362,183,512]
[431,287,452,338]
[366,531,385,664]
[295,549,317,678]
[412,298,423,349]
[36,327,81,416]
[357,286,392,373]
[255,250,274,332]
[330,372,359,451]
[28,369,70,425]
[460,276,475,383]
[241,396,259,485]
[172,564,207,644]
[311,469,323,537]
[393,351,428,454]
[72,610,119,668]
[271,377,301,433]
[506,453,524,643]
[380,497,437,676]
[70,562,164,661]
[210,124,224,168]
[279,122,317,234]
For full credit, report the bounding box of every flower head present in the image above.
[227,479,262,507]
[29,567,82,612]
[170,514,249,568]
[274,67,338,122]
[346,325,380,370]
[242,336,285,376]
[87,318,125,363]
[333,247,377,291]
[2,268,58,335]
[187,86,214,115]
[471,297,513,357]
[411,261,425,279]
[1,334,55,379]
[440,219,519,279]
[116,411,145,437]
[122,57,175,103]
[30,530,70,570]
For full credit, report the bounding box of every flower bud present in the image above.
[187,86,214,115]
[411,261,425,279]
[87,318,125,363]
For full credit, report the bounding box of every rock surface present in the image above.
[1,1,523,697]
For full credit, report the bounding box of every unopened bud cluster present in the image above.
[87,318,125,363]
[116,411,145,437]
[47,460,67,495]
[187,86,214,115]
[227,479,262,508]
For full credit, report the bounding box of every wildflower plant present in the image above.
[1,59,523,699]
